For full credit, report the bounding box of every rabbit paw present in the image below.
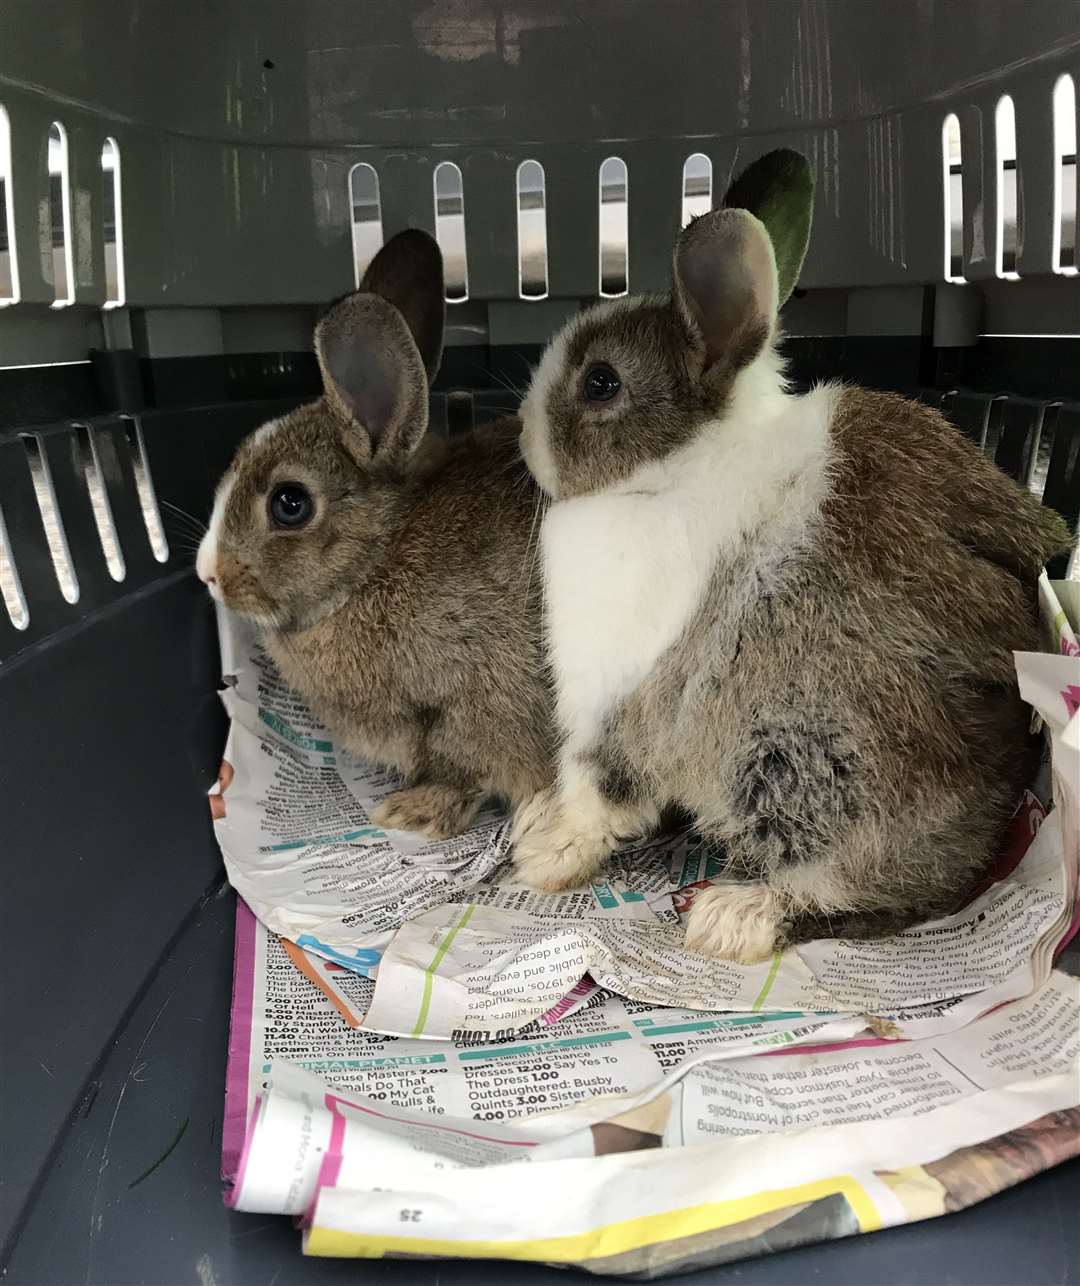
[684,884,781,964]
[371,784,481,841]
[511,788,613,891]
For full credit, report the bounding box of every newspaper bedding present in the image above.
[217,577,1080,1272]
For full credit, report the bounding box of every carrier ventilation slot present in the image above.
[1053,74,1077,275]
[433,162,468,302]
[446,390,475,436]
[995,95,1020,279]
[942,114,965,282]
[46,122,75,307]
[22,435,79,603]
[0,503,29,630]
[348,162,383,287]
[516,160,548,299]
[0,105,19,305]
[121,415,169,562]
[1027,404,1058,502]
[75,425,125,581]
[101,139,126,307]
[681,152,713,226]
[599,156,629,297]
[981,395,1008,458]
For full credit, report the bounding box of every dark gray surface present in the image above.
[0,574,225,1252]
[3,1,1077,309]
[0,401,278,1252]
[9,0,1078,146]
[5,884,1079,1286]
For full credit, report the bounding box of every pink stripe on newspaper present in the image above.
[763,1036,899,1058]
[222,897,258,1186]
[314,1096,348,1193]
[302,1091,537,1223]
[323,1092,539,1148]
[539,976,595,1026]
[226,1096,263,1209]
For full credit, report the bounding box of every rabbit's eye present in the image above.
[269,482,314,529]
[583,364,622,403]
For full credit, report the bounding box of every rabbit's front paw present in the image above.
[510,785,560,846]
[511,789,612,891]
[684,884,781,963]
[372,784,481,840]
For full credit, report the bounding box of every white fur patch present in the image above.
[684,883,781,963]
[195,482,229,596]
[510,786,611,890]
[196,414,286,594]
[511,760,658,890]
[519,327,569,496]
[539,352,836,757]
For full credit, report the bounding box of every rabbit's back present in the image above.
[823,388,1063,665]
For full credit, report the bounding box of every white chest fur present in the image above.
[541,372,837,754]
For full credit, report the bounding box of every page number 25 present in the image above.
[399,1209,422,1223]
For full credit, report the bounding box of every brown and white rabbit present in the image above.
[197,230,554,839]
[512,150,1072,961]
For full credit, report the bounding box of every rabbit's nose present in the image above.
[195,533,217,584]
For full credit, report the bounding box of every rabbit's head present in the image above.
[520,149,813,499]
[196,229,445,631]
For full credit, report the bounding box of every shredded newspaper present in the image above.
[215,576,1080,1272]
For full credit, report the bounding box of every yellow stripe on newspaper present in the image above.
[410,903,476,1038]
[306,1174,882,1261]
[751,951,783,1010]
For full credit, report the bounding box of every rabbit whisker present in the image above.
[520,491,548,613]
[162,513,207,536]
[474,363,520,394]
[162,517,210,544]
[161,499,208,533]
[478,365,527,401]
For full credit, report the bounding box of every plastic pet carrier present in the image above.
[1,2,1079,1283]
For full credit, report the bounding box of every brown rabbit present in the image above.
[197,230,554,838]
[512,150,1072,961]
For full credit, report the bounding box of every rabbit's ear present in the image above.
[360,229,446,384]
[674,208,778,377]
[315,293,429,463]
[722,148,813,307]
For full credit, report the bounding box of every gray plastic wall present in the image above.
[0,0,1077,363]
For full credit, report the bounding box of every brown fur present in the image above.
[525,211,779,502]
[207,230,555,839]
[593,387,1069,938]
[216,412,555,834]
[530,298,720,498]
[517,161,1072,952]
